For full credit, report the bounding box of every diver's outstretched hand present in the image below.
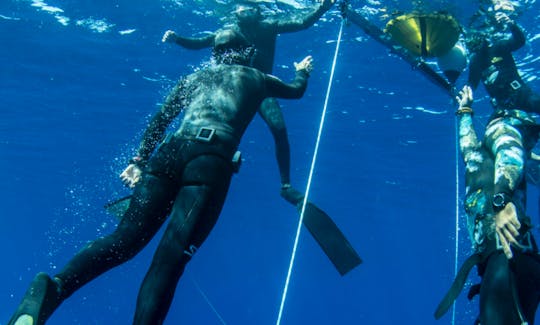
[162,30,178,43]
[294,55,314,75]
[493,0,515,13]
[457,85,473,108]
[495,202,521,259]
[120,164,142,188]
[495,12,513,26]
[320,0,335,9]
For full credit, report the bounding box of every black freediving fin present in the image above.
[434,253,484,319]
[8,272,63,325]
[281,186,362,275]
[301,202,362,275]
[104,195,132,220]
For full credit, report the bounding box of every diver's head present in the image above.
[233,3,262,25]
[212,29,255,65]
[465,31,489,54]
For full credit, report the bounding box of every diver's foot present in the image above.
[280,185,305,206]
[8,272,63,325]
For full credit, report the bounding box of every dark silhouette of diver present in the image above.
[8,29,314,325]
[467,12,540,113]
[162,0,334,198]
[435,86,540,325]
[161,0,362,275]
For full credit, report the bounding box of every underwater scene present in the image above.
[2,0,540,324]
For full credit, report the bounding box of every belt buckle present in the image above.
[196,127,215,142]
[510,80,521,90]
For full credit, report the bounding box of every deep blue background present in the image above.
[2,0,540,324]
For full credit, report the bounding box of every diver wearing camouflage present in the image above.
[435,87,540,325]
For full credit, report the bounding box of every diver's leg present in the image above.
[133,156,233,324]
[56,173,177,296]
[8,173,177,325]
[513,252,540,324]
[479,252,521,324]
[484,119,525,196]
[259,98,291,185]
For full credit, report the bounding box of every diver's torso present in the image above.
[481,47,523,100]
[180,64,268,138]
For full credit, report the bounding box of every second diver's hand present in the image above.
[495,202,521,259]
[294,55,314,75]
[120,164,142,189]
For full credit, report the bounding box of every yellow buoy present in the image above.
[384,13,461,58]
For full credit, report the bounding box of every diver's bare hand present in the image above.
[457,85,473,108]
[120,164,142,188]
[320,0,335,9]
[495,12,513,26]
[294,56,313,75]
[162,30,178,43]
[493,0,515,12]
[495,202,521,259]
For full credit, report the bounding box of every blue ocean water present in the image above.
[2,0,540,324]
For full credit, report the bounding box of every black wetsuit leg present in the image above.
[480,251,540,325]
[513,252,540,324]
[133,155,233,324]
[55,172,179,298]
[258,97,291,185]
[480,252,520,325]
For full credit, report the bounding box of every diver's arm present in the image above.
[506,22,526,50]
[456,86,480,160]
[265,56,312,98]
[491,13,526,52]
[457,111,480,159]
[492,22,526,52]
[162,30,215,50]
[274,0,333,33]
[134,80,185,162]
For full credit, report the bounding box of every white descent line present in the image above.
[275,19,344,325]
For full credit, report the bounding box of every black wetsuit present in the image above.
[468,23,540,113]
[171,3,331,184]
[9,58,309,324]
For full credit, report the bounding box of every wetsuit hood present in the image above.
[212,29,255,66]
[234,4,262,25]
[466,31,489,54]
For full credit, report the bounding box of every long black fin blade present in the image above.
[300,202,362,275]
